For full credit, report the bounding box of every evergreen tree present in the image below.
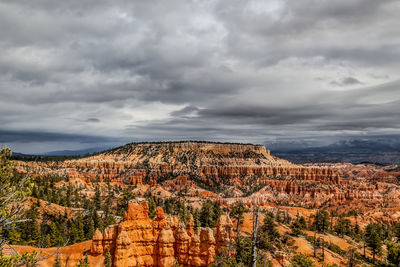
[53,255,62,267]
[148,197,156,219]
[66,184,72,207]
[50,222,64,246]
[290,253,315,267]
[313,209,330,233]
[44,234,51,248]
[92,210,103,232]
[76,256,89,267]
[104,247,112,267]
[0,148,33,251]
[298,216,307,229]
[230,201,247,253]
[334,217,351,236]
[31,221,41,246]
[291,219,303,236]
[192,209,201,230]
[94,186,102,210]
[365,223,382,262]
[387,242,400,267]
[8,228,22,245]
[258,212,280,251]
[199,201,221,228]
[235,237,252,265]
[76,213,85,242]
[85,218,95,240]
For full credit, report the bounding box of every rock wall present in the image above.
[90,199,234,267]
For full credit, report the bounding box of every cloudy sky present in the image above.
[1,0,400,153]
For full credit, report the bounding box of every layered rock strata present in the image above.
[90,199,233,267]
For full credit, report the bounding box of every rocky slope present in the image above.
[16,141,400,214]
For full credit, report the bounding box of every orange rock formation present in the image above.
[90,199,233,267]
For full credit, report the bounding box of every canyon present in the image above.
[9,141,400,266]
[16,142,400,214]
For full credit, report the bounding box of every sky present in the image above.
[1,0,400,154]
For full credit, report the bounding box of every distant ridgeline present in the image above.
[272,139,400,165]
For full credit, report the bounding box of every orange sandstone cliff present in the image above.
[90,199,233,267]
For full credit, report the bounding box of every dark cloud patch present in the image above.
[0,0,400,153]
[86,118,100,123]
[0,130,118,143]
[330,77,362,86]
[198,105,329,125]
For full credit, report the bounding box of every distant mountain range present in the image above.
[271,139,400,165]
[11,138,400,165]
[12,146,114,158]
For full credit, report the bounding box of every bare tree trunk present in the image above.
[236,214,240,243]
[363,241,366,257]
[251,200,260,267]
[321,238,324,261]
[314,232,317,258]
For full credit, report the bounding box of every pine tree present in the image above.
[148,197,156,219]
[76,213,85,241]
[86,218,95,240]
[50,222,64,246]
[104,247,112,267]
[365,223,382,262]
[66,185,72,207]
[387,242,400,266]
[76,256,89,267]
[53,254,62,267]
[94,186,102,210]
[31,221,41,246]
[313,209,330,233]
[8,228,22,245]
[44,234,51,248]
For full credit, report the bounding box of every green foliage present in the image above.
[386,242,400,267]
[94,186,102,210]
[313,210,330,233]
[291,216,307,236]
[230,201,247,229]
[211,247,237,267]
[76,256,89,267]
[0,148,38,265]
[334,217,351,236]
[257,211,280,252]
[147,197,157,219]
[365,223,383,261]
[0,148,33,239]
[199,201,221,228]
[104,247,112,267]
[235,237,252,265]
[7,228,22,245]
[0,251,39,267]
[290,253,315,267]
[54,255,62,267]
[291,220,304,236]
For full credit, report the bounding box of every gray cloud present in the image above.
[0,0,400,153]
[330,77,362,86]
[0,130,117,143]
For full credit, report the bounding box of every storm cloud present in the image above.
[1,0,400,153]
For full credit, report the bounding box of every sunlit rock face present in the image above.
[90,199,233,267]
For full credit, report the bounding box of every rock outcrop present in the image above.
[90,199,233,267]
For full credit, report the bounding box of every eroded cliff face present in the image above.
[90,199,233,267]
[15,142,400,213]
[17,142,338,189]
